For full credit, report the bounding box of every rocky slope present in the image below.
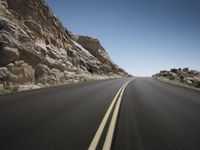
[153,68,200,88]
[0,0,127,92]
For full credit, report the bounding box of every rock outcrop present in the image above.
[153,68,200,88]
[0,0,127,89]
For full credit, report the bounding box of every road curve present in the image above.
[0,78,130,150]
[0,77,200,150]
[113,77,200,150]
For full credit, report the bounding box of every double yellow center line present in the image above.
[88,78,134,150]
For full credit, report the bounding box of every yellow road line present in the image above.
[88,78,134,150]
[103,80,132,150]
[88,83,126,150]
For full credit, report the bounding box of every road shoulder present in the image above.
[154,77,200,92]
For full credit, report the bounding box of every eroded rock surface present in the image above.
[0,0,127,88]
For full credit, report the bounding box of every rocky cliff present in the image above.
[153,68,200,88]
[0,0,127,91]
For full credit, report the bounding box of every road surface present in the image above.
[0,77,200,150]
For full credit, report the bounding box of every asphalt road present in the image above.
[0,77,200,150]
[113,78,200,150]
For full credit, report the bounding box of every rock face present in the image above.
[0,0,127,87]
[0,61,35,84]
[0,47,19,66]
[153,68,200,88]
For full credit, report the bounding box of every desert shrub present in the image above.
[194,81,200,88]
[80,78,87,82]
[169,76,175,80]
[4,84,19,92]
[12,85,19,92]
[179,75,184,81]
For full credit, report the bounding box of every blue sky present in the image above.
[45,0,200,76]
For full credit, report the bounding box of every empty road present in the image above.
[0,77,200,150]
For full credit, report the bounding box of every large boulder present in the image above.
[0,47,19,66]
[35,64,50,83]
[0,60,35,84]
[50,68,64,83]
[35,63,64,84]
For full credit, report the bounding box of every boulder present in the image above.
[178,68,182,72]
[0,47,19,66]
[35,63,64,84]
[170,68,178,73]
[35,63,50,84]
[50,69,64,82]
[64,71,76,80]
[0,67,8,85]
[188,70,199,76]
[183,67,189,72]
[184,79,193,85]
[0,61,35,84]
[160,71,171,77]
[184,77,195,82]
[45,56,65,71]
[194,76,200,82]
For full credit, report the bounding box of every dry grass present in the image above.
[156,77,200,92]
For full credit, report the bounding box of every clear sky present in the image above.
[45,0,200,76]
